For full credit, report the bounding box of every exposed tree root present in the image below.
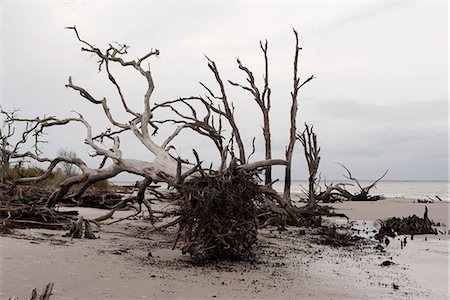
[173,169,260,262]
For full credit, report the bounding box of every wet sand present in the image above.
[330,197,449,226]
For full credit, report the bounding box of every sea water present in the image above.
[272,181,449,202]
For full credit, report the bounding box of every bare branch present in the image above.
[203,56,246,163]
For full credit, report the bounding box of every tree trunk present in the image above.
[263,110,272,184]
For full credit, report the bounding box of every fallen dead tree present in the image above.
[0,204,78,230]
[2,185,125,209]
[314,165,388,203]
[374,206,437,241]
[336,164,388,201]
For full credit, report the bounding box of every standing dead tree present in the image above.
[297,123,320,209]
[283,28,315,202]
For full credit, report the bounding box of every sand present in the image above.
[330,197,450,226]
[1,198,449,299]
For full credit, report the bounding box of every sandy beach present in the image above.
[1,197,449,299]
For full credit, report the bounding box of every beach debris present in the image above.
[418,198,433,203]
[0,204,77,231]
[374,244,385,251]
[314,165,388,203]
[374,207,437,241]
[419,195,444,203]
[2,184,126,210]
[312,227,363,247]
[380,260,395,266]
[9,282,54,300]
[334,164,388,202]
[64,216,97,239]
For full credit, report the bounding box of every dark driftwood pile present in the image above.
[375,206,437,241]
[1,185,127,209]
[0,204,77,231]
[313,226,363,247]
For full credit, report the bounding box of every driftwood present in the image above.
[8,282,54,300]
[0,205,77,230]
[314,166,388,203]
[374,206,437,241]
[2,185,126,209]
[337,164,388,201]
[65,216,97,239]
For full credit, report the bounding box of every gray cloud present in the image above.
[1,1,448,181]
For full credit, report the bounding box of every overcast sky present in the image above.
[1,0,448,181]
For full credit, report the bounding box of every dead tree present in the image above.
[0,27,293,217]
[283,28,314,202]
[0,109,45,184]
[297,124,320,208]
[0,27,330,259]
[336,164,388,201]
[229,40,272,184]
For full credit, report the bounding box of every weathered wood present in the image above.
[9,282,54,300]
[283,29,315,202]
[375,207,437,241]
[228,40,272,184]
[71,216,84,238]
[83,220,97,239]
[338,164,388,201]
[297,124,320,208]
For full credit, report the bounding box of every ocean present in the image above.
[271,180,449,202]
[112,180,449,202]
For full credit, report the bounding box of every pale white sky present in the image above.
[1,0,448,181]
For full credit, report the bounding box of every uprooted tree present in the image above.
[1,27,322,260]
[311,165,388,204]
[332,164,388,202]
[4,27,385,261]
